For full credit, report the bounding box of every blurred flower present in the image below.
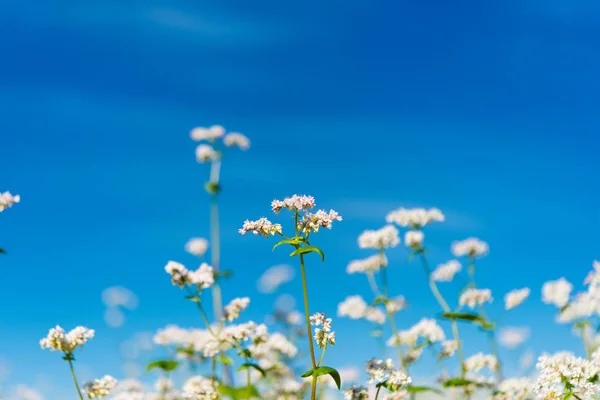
[104,308,125,328]
[257,264,295,294]
[459,288,493,309]
[185,238,209,257]
[195,144,218,163]
[347,254,387,274]
[492,378,533,400]
[358,225,400,249]
[431,260,462,282]
[404,230,424,250]
[15,385,44,400]
[101,286,138,310]
[224,132,250,150]
[188,263,215,289]
[0,191,20,212]
[499,327,530,349]
[83,375,117,398]
[464,353,498,372]
[337,295,368,319]
[365,307,386,325]
[40,326,95,353]
[190,125,225,141]
[223,297,250,322]
[343,386,369,400]
[385,207,444,229]
[542,278,572,308]
[451,237,489,258]
[520,350,535,370]
[504,288,530,311]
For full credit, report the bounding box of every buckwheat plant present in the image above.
[239,194,342,400]
[40,325,116,399]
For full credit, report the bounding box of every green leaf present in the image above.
[235,385,260,399]
[204,181,221,195]
[146,360,179,373]
[175,346,195,357]
[272,237,304,251]
[237,363,266,377]
[300,369,314,378]
[219,354,234,365]
[564,393,574,400]
[407,386,442,395]
[440,312,483,322]
[312,366,341,390]
[238,349,252,358]
[217,385,237,398]
[0,248,5,254]
[185,295,201,303]
[443,378,475,388]
[289,246,325,262]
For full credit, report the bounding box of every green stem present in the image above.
[581,322,592,360]
[374,385,382,400]
[317,346,327,367]
[67,357,85,400]
[300,254,318,400]
[246,367,251,400]
[195,302,216,336]
[211,356,217,382]
[418,253,465,376]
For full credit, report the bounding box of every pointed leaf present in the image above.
[237,363,266,377]
[407,386,442,395]
[300,369,314,378]
[313,366,341,390]
[235,385,260,399]
[440,312,485,324]
[219,354,234,365]
[443,378,475,388]
[273,238,304,251]
[185,295,201,303]
[146,360,179,372]
[289,246,325,262]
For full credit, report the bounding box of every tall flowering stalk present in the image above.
[239,194,342,400]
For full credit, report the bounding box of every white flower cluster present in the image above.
[83,375,118,398]
[492,378,533,400]
[431,260,462,282]
[39,325,95,353]
[239,217,283,237]
[542,277,572,308]
[459,288,493,309]
[385,207,444,229]
[346,254,388,274]
[337,295,400,323]
[464,352,499,372]
[387,318,445,347]
[365,358,412,391]
[343,386,369,400]
[310,312,335,348]
[223,297,250,322]
[184,238,209,257]
[499,327,530,349]
[191,124,250,163]
[440,340,458,358]
[0,191,20,212]
[181,375,219,400]
[504,287,530,310]
[299,209,343,234]
[535,351,600,399]
[271,195,315,213]
[358,225,400,249]
[404,230,424,250]
[451,237,489,258]
[164,261,214,289]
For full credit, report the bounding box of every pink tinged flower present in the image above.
[195,144,218,163]
[188,263,214,289]
[223,132,250,150]
[0,191,20,212]
[238,218,283,238]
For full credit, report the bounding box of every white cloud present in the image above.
[257,264,295,294]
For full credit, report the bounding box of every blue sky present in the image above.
[1,0,600,398]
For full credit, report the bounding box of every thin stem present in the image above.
[418,253,465,376]
[210,194,223,321]
[367,273,381,297]
[212,356,217,382]
[317,346,327,367]
[246,367,252,400]
[195,302,217,336]
[300,254,318,400]
[581,323,592,360]
[374,385,382,400]
[67,358,85,400]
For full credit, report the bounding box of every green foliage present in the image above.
[146,360,179,373]
[406,386,442,395]
[289,246,325,262]
[272,237,305,251]
[237,363,266,377]
[218,384,261,399]
[184,295,201,303]
[301,366,341,390]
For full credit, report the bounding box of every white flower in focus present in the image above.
[271,195,316,213]
[257,264,294,294]
[15,385,44,400]
[499,327,530,349]
[40,325,95,353]
[190,125,225,141]
[504,288,530,311]
[365,358,395,384]
[365,307,386,325]
[337,295,368,319]
[451,238,489,258]
[534,352,600,399]
[0,191,20,212]
[404,230,424,249]
[385,296,407,314]
[343,386,369,400]
[83,375,118,398]
[385,207,445,228]
[300,209,342,234]
[459,288,493,309]
[223,132,250,150]
[181,375,219,399]
[223,297,250,322]
[431,260,462,282]
[239,217,283,237]
[310,312,335,348]
[165,261,189,288]
[492,378,533,400]
[195,144,218,163]
[542,278,572,308]
[185,238,209,257]
[358,225,400,249]
[188,263,214,289]
[386,369,412,391]
[464,353,498,372]
[440,340,458,358]
[347,253,388,274]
